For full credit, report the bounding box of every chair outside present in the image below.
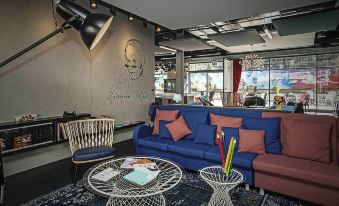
[60,119,116,182]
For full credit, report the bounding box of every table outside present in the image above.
[199,166,244,206]
[83,156,183,206]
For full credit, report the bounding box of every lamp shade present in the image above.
[80,13,113,50]
[56,0,113,50]
[173,94,183,103]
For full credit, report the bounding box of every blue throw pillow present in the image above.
[159,120,172,139]
[221,127,240,150]
[194,125,217,146]
[183,111,209,140]
[243,117,281,154]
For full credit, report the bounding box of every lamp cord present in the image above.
[51,0,58,27]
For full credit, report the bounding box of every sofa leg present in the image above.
[260,188,265,195]
[245,184,250,191]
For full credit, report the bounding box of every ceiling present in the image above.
[103,0,329,29]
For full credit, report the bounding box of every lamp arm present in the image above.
[0,16,78,69]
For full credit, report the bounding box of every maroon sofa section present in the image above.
[253,112,339,206]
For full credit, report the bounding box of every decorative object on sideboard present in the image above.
[63,111,77,118]
[14,134,32,149]
[0,0,113,69]
[14,113,37,122]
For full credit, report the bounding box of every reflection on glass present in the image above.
[189,62,223,71]
[190,73,207,95]
[317,54,339,112]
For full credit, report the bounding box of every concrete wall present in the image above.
[0,0,154,176]
[0,0,155,123]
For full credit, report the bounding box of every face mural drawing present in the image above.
[124,39,145,80]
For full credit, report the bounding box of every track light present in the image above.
[156,26,161,33]
[159,45,176,52]
[128,15,134,21]
[90,0,97,9]
[263,26,273,40]
[143,21,148,28]
[110,8,117,17]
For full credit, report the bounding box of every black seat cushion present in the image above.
[72,146,116,162]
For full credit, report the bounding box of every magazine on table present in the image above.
[92,168,120,182]
[123,167,160,186]
[120,158,159,171]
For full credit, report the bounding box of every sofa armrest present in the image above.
[133,124,152,144]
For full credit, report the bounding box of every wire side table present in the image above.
[83,156,183,206]
[199,166,244,206]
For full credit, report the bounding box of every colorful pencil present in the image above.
[216,133,225,166]
[226,139,237,176]
[224,137,233,173]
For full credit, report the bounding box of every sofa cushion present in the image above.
[159,120,172,139]
[153,109,179,135]
[282,120,331,163]
[222,127,240,150]
[253,153,339,189]
[183,111,209,140]
[262,112,338,164]
[210,114,242,138]
[73,146,115,162]
[204,146,256,169]
[194,124,217,146]
[243,117,281,154]
[167,140,211,158]
[239,129,266,155]
[166,116,192,141]
[138,136,175,151]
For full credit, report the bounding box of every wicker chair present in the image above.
[60,119,116,182]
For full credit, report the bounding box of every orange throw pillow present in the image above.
[153,109,179,135]
[210,114,242,141]
[166,116,192,141]
[238,129,266,155]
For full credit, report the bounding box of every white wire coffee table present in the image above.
[199,166,244,206]
[83,156,183,206]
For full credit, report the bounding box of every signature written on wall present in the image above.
[107,90,151,104]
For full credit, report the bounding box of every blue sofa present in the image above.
[133,105,279,185]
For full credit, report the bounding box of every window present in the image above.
[187,62,224,106]
[237,53,338,113]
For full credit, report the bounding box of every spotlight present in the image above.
[90,0,97,9]
[156,26,161,32]
[128,15,134,21]
[143,21,148,28]
[110,8,117,17]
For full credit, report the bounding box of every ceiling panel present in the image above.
[225,32,316,53]
[208,29,265,47]
[273,9,339,36]
[160,38,215,51]
[104,0,328,29]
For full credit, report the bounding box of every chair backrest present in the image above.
[60,119,115,154]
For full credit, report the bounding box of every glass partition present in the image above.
[236,53,338,113]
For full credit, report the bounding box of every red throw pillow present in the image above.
[166,116,192,141]
[238,129,266,155]
[210,114,242,142]
[282,120,331,163]
[153,109,179,135]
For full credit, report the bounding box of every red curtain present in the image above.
[233,59,242,92]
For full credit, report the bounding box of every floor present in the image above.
[4,139,136,206]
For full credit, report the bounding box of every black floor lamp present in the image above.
[0,0,113,68]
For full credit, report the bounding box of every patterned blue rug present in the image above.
[22,172,311,206]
